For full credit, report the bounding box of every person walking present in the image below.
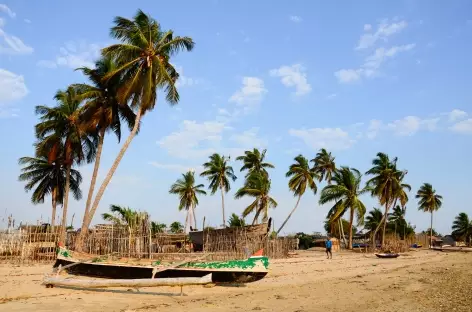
[325,237,332,259]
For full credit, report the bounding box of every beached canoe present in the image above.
[53,247,268,283]
[375,253,400,259]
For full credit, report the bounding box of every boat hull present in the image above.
[53,258,267,283]
[375,253,399,259]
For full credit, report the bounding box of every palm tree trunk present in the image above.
[76,109,142,249]
[382,203,388,247]
[184,210,189,233]
[220,183,226,228]
[76,127,105,251]
[372,203,389,249]
[348,208,354,249]
[51,187,57,229]
[430,211,433,248]
[276,195,301,235]
[339,218,347,247]
[60,164,72,243]
[193,205,197,230]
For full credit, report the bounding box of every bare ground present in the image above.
[1,250,471,312]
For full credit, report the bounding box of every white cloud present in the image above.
[0,4,15,18]
[290,15,302,23]
[335,44,415,83]
[229,127,267,148]
[448,109,468,122]
[326,93,337,100]
[229,77,267,108]
[289,127,355,151]
[148,161,203,174]
[366,119,383,139]
[356,19,408,50]
[24,19,31,24]
[269,64,311,96]
[37,41,101,69]
[157,120,227,159]
[174,65,200,88]
[387,116,439,136]
[450,119,472,134]
[0,28,33,55]
[0,18,4,27]
[0,69,28,104]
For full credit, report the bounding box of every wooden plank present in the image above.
[43,274,212,288]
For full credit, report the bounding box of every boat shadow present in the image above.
[53,285,186,296]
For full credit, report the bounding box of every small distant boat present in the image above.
[53,247,268,284]
[375,253,400,259]
[410,243,422,248]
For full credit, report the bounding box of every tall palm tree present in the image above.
[200,153,236,227]
[416,183,443,248]
[365,208,384,243]
[452,213,472,246]
[82,10,195,235]
[35,87,96,242]
[73,57,136,244]
[18,156,82,228]
[169,171,206,231]
[277,155,318,235]
[388,205,405,237]
[235,172,277,225]
[365,152,405,247]
[236,148,274,178]
[319,167,367,249]
[311,148,336,184]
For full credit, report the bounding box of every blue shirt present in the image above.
[325,240,332,248]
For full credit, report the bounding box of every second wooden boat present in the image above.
[54,247,268,283]
[375,253,400,259]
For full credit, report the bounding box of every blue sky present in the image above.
[0,0,471,235]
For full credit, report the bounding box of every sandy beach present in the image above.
[1,250,471,312]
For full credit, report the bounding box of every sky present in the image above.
[0,0,471,235]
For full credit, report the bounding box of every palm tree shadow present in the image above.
[53,285,184,296]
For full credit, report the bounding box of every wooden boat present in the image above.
[54,247,268,283]
[375,253,400,259]
[431,246,472,253]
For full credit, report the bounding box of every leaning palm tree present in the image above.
[35,87,96,242]
[365,208,384,243]
[82,10,195,235]
[319,167,367,249]
[200,153,236,227]
[235,172,277,225]
[452,213,472,246]
[236,148,274,178]
[388,205,405,237]
[277,155,318,235]
[73,57,136,244]
[311,148,336,184]
[169,171,207,231]
[365,152,405,247]
[18,155,82,228]
[416,183,443,248]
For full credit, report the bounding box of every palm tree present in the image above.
[200,153,237,227]
[73,57,136,244]
[82,10,195,234]
[35,87,96,242]
[102,205,147,256]
[388,205,405,237]
[311,148,336,184]
[228,213,246,227]
[236,148,274,178]
[277,155,318,235]
[18,156,82,228]
[452,213,472,246]
[170,221,183,234]
[151,221,166,234]
[416,183,443,248]
[365,152,405,247]
[169,171,206,231]
[365,208,384,243]
[319,167,367,249]
[235,172,277,225]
